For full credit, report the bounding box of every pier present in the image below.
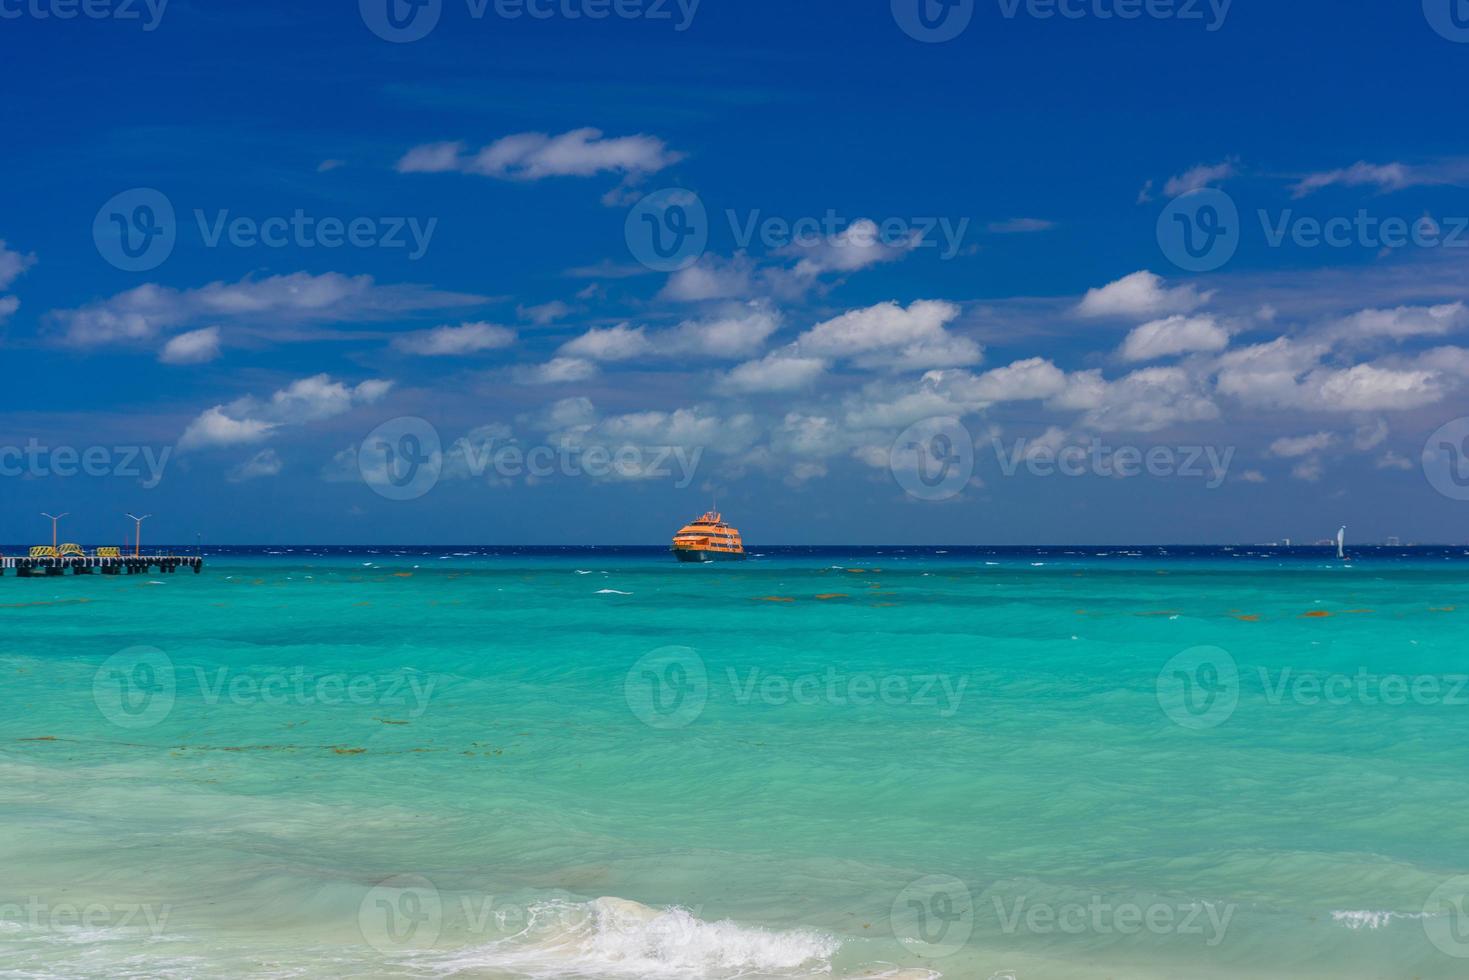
[0,553,203,577]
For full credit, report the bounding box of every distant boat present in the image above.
[672,511,746,562]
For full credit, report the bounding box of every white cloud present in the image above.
[720,350,827,393]
[396,128,681,180]
[0,240,36,321]
[782,219,918,277]
[1332,303,1468,341]
[519,357,599,385]
[159,326,222,365]
[0,240,37,290]
[179,375,393,450]
[1119,315,1230,362]
[178,407,276,451]
[1269,432,1337,458]
[666,307,780,359]
[1291,457,1326,482]
[659,254,757,302]
[1290,162,1422,198]
[1216,337,1446,412]
[798,300,980,370]
[52,272,485,348]
[228,449,283,482]
[393,322,515,356]
[1049,366,1219,432]
[1163,160,1237,196]
[1076,271,1213,319]
[518,301,573,325]
[559,307,780,364]
[317,159,345,173]
[560,324,651,361]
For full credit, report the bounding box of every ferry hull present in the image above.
[674,548,745,563]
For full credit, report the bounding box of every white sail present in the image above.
[1336,526,1346,560]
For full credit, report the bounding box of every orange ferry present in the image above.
[671,511,746,562]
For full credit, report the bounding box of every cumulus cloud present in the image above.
[1119,315,1231,362]
[1076,271,1213,319]
[179,375,393,450]
[0,240,37,290]
[781,218,919,277]
[1269,432,1337,458]
[518,357,599,385]
[0,239,36,321]
[51,272,486,348]
[1331,303,1468,342]
[798,300,981,371]
[720,350,827,393]
[518,301,573,325]
[559,323,651,362]
[392,322,515,356]
[1215,337,1445,412]
[396,128,682,180]
[559,307,781,364]
[1049,366,1220,432]
[159,326,223,365]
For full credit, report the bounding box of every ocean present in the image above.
[3,546,1469,979]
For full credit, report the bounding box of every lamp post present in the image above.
[125,514,151,557]
[40,512,68,552]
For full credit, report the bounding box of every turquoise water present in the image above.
[4,548,1469,979]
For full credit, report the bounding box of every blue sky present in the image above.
[4,0,1469,545]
